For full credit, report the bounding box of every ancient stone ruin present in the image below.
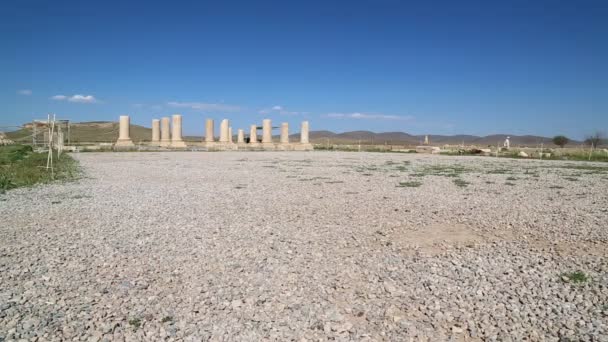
[115,115,313,151]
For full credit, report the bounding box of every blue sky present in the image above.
[1,0,607,139]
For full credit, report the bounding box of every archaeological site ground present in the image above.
[1,151,606,341]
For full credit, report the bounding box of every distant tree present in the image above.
[552,135,569,148]
[584,131,604,148]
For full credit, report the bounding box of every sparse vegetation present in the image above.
[584,132,604,148]
[128,317,142,329]
[397,181,422,188]
[561,271,589,284]
[453,178,469,187]
[0,145,79,192]
[487,168,512,174]
[552,135,569,148]
[411,164,470,178]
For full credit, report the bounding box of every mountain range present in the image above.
[5,121,580,147]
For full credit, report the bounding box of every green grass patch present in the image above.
[128,318,142,329]
[0,145,79,192]
[564,177,579,181]
[453,178,470,188]
[412,164,471,178]
[549,151,608,162]
[397,181,422,188]
[561,271,589,284]
[486,168,512,174]
[506,176,518,181]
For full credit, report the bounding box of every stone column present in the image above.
[219,119,229,143]
[280,122,289,144]
[300,121,310,144]
[262,119,272,144]
[115,115,134,146]
[171,114,187,147]
[237,129,245,143]
[205,119,214,142]
[152,119,160,143]
[228,127,234,143]
[160,117,171,147]
[249,125,258,145]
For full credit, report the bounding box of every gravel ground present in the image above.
[1,151,607,341]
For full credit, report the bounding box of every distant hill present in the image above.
[6,122,152,144]
[303,131,569,147]
[6,121,581,147]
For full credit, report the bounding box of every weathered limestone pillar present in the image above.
[249,124,259,145]
[237,129,245,143]
[152,119,160,143]
[219,119,229,143]
[160,117,171,147]
[300,121,310,144]
[262,119,272,144]
[115,115,134,147]
[280,122,289,144]
[171,114,187,147]
[205,119,214,142]
[229,127,234,143]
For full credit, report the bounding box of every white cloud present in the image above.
[51,94,97,103]
[327,112,414,121]
[18,89,32,95]
[167,101,240,112]
[68,95,97,103]
[259,105,306,116]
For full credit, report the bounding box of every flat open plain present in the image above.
[1,151,607,341]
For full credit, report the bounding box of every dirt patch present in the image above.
[390,223,486,254]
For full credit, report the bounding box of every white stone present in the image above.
[171,114,187,148]
[237,129,245,144]
[300,121,309,144]
[205,119,214,143]
[518,151,529,158]
[0,132,14,145]
[160,117,171,147]
[262,119,272,144]
[280,123,289,144]
[219,119,229,143]
[151,119,160,143]
[115,115,134,147]
[249,125,259,145]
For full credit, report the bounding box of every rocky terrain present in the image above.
[1,152,607,341]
